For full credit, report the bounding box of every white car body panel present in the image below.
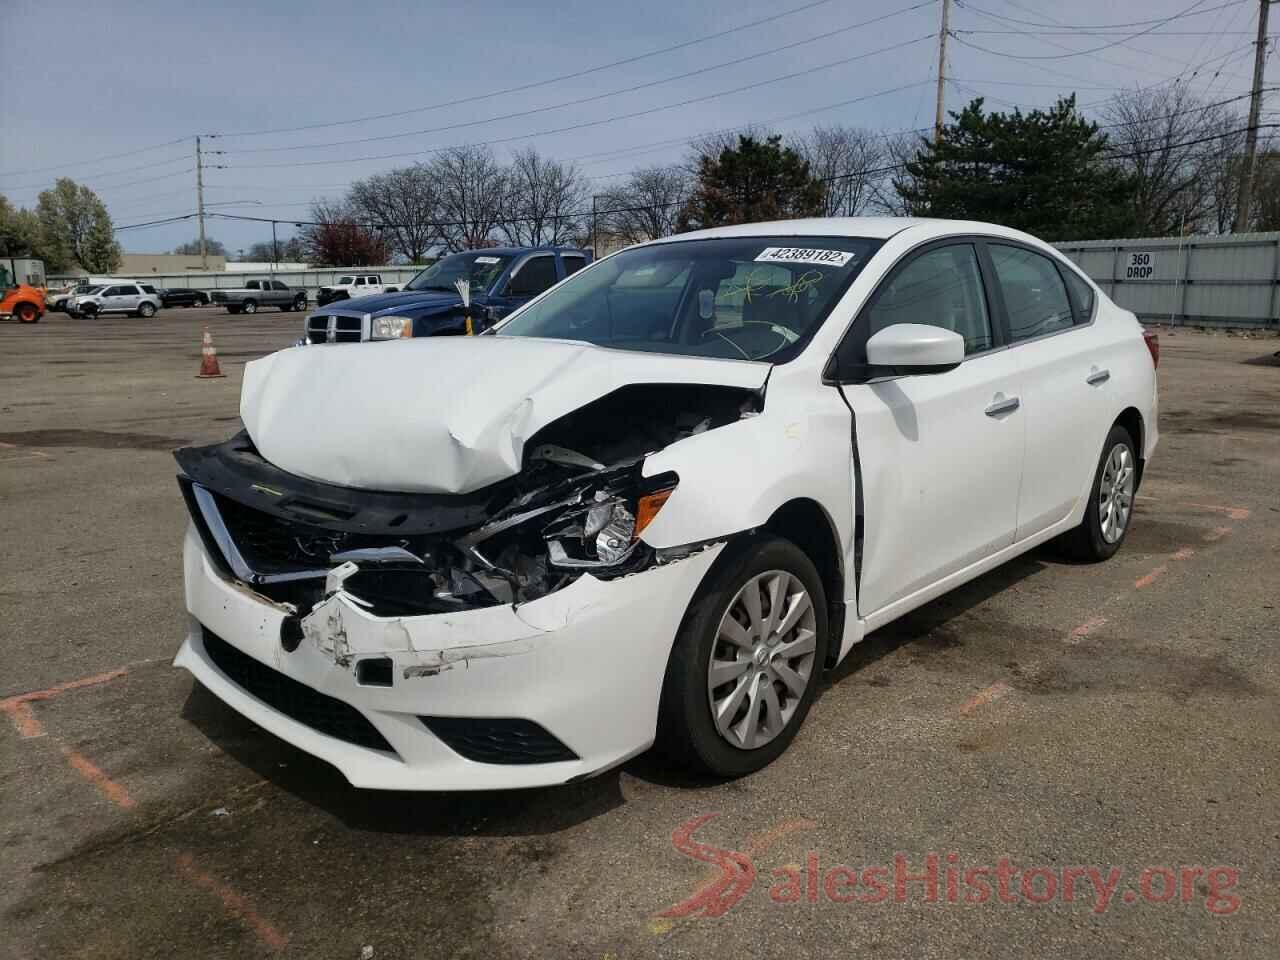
[240,335,767,494]
[178,216,1159,790]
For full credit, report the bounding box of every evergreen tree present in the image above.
[897,97,1138,240]
[678,135,825,230]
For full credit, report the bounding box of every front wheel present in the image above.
[1057,425,1138,562]
[656,536,828,777]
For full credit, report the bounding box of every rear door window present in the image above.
[508,256,559,297]
[988,244,1075,342]
[1060,266,1096,325]
[562,255,587,277]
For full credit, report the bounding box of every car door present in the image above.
[834,241,1025,619]
[102,285,129,313]
[983,242,1108,540]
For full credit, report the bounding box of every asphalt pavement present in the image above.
[2,307,1277,959]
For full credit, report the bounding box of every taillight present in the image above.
[1142,329,1159,368]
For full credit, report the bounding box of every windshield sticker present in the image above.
[474,256,501,264]
[755,247,855,267]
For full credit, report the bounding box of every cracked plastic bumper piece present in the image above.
[174,526,724,790]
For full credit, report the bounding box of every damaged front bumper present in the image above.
[176,525,724,790]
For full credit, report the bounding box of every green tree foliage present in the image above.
[0,195,44,260]
[896,97,1138,241]
[678,135,824,231]
[35,179,122,273]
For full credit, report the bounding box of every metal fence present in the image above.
[1055,233,1280,330]
[48,266,425,303]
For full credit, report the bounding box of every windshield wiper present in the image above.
[411,284,459,293]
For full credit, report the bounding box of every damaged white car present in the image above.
[174,218,1159,790]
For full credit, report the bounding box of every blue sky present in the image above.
[1,0,1274,254]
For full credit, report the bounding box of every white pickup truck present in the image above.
[316,273,398,307]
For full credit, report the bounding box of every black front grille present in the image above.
[420,716,578,765]
[202,629,395,754]
[215,493,345,571]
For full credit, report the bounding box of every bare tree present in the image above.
[1102,86,1241,235]
[596,165,689,248]
[877,131,928,215]
[498,148,588,246]
[429,145,508,251]
[796,125,887,216]
[349,164,441,263]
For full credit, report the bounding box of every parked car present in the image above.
[159,287,211,307]
[70,282,161,318]
[174,217,1158,790]
[45,283,81,312]
[316,273,398,307]
[210,279,307,315]
[302,247,589,343]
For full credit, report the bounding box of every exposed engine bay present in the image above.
[176,382,761,617]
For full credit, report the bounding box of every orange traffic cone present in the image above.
[197,327,225,379]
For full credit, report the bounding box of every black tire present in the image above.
[656,535,829,778]
[138,302,156,318]
[14,302,39,323]
[278,303,292,312]
[242,300,258,314]
[1057,424,1138,562]
[294,295,307,311]
[227,306,242,315]
[80,304,98,319]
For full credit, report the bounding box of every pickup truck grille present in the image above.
[306,314,364,344]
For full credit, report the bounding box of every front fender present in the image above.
[638,384,855,564]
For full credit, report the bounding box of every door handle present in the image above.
[985,396,1021,417]
[1086,368,1111,385]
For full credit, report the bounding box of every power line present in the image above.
[221,27,937,158]
[0,136,190,179]
[2,153,193,195]
[954,0,1247,32]
[208,0,925,140]
[226,39,935,170]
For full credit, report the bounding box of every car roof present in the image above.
[648,217,1058,248]
[441,246,578,257]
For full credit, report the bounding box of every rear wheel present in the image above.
[656,536,828,777]
[1057,425,1137,562]
[242,300,258,314]
[14,302,39,323]
[138,302,156,318]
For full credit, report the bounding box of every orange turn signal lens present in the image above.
[635,487,676,537]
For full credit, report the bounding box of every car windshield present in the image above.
[406,252,513,294]
[495,235,880,362]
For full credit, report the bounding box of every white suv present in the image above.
[316,273,397,306]
[71,282,161,318]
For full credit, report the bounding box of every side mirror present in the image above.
[865,323,964,373]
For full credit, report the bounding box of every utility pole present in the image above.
[195,136,208,271]
[271,219,279,272]
[934,0,952,142]
[1234,0,1272,233]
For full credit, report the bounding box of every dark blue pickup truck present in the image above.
[302,246,590,344]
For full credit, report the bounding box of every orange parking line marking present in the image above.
[1134,497,1250,521]
[59,744,136,810]
[1172,546,1196,561]
[1202,526,1233,543]
[1135,565,1167,589]
[5,667,129,706]
[176,853,290,951]
[960,681,1011,716]
[1067,616,1108,644]
[1,700,43,738]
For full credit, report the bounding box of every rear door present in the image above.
[836,241,1025,619]
[983,242,1108,540]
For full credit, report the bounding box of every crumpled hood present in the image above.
[331,290,469,315]
[240,337,768,494]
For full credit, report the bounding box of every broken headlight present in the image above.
[544,481,676,569]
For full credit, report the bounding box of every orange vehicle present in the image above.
[1,257,47,323]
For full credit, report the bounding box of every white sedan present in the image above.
[173,217,1158,789]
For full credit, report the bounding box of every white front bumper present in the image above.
[175,527,723,790]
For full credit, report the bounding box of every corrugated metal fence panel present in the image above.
[1055,233,1280,330]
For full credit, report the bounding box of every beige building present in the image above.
[118,253,228,274]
